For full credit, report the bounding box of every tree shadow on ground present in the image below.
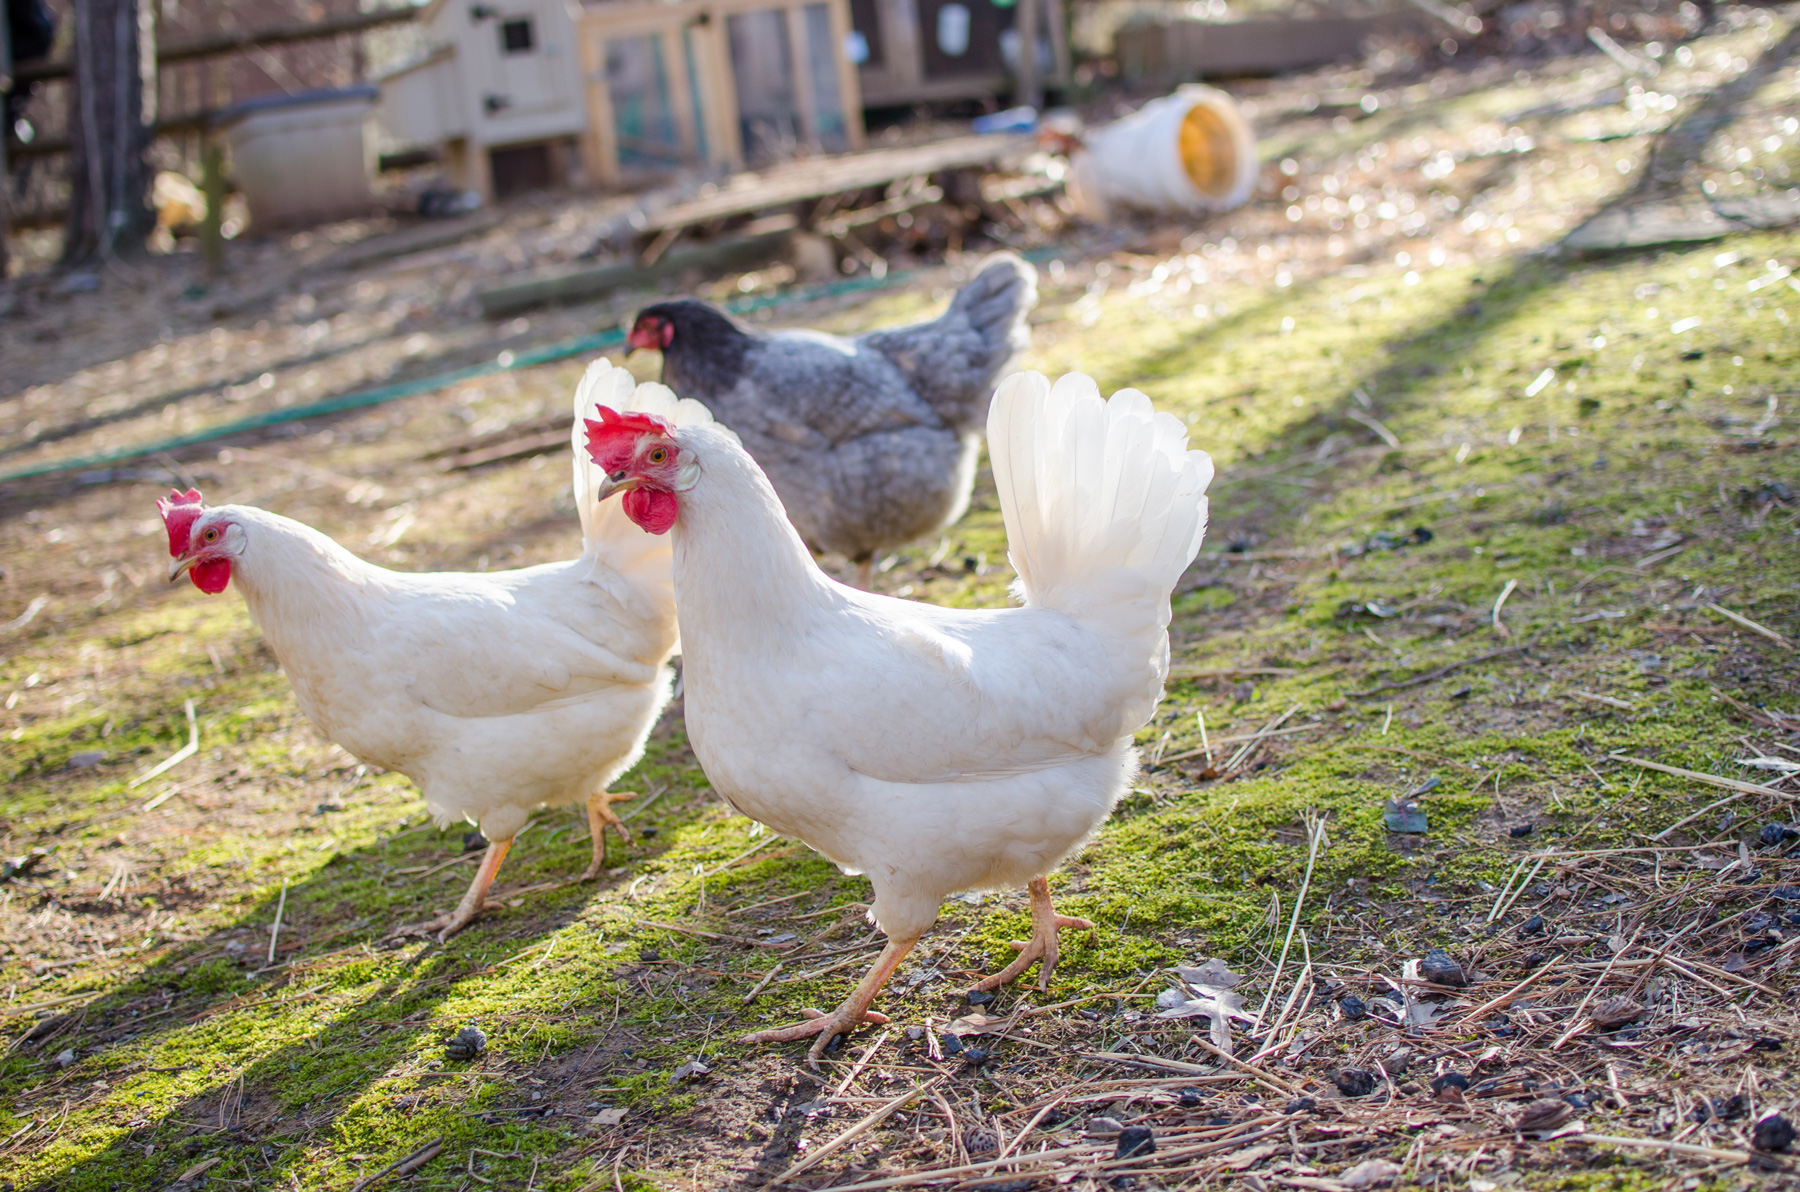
[4,739,724,1192]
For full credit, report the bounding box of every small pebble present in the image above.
[1339,995,1367,1021]
[960,1046,990,1066]
[640,949,660,962]
[1284,1097,1316,1114]
[939,1033,965,1055]
[1333,1068,1377,1098]
[640,826,659,838]
[1518,914,1546,937]
[904,1026,925,1042]
[1085,1115,1124,1136]
[1429,1072,1469,1093]
[462,830,488,853]
[1113,1127,1156,1161]
[54,1048,75,1068]
[965,989,994,1006]
[1754,1113,1795,1153]
[1509,823,1535,838]
[1420,947,1465,986]
[1177,1087,1202,1108]
[1758,823,1799,847]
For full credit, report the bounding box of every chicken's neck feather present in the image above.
[659,303,753,398]
[669,425,840,643]
[221,506,388,653]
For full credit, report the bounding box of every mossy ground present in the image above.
[4,11,1799,1190]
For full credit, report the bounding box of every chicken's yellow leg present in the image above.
[743,933,919,1065]
[581,789,636,881]
[394,837,513,944]
[973,876,1092,992]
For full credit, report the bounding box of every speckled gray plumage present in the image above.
[639,254,1037,561]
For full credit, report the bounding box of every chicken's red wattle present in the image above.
[190,558,232,594]
[623,488,678,534]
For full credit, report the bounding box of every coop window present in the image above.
[500,18,535,53]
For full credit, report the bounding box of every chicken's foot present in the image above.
[581,789,636,880]
[393,837,513,943]
[742,934,918,1065]
[973,876,1092,992]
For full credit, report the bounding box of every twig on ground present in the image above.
[1606,755,1799,839]
[1492,578,1518,637]
[1254,816,1327,1027]
[267,877,288,966]
[1706,602,1793,649]
[346,1138,444,1191]
[129,699,198,789]
[1349,645,1528,698]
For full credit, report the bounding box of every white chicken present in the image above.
[159,362,714,940]
[583,370,1211,1060]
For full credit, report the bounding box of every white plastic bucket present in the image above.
[1065,86,1257,222]
[219,87,377,231]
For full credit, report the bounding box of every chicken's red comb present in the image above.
[584,406,673,471]
[156,488,207,557]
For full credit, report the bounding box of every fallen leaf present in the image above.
[1341,1158,1402,1188]
[592,1107,627,1126]
[177,1158,220,1184]
[946,1013,1009,1037]
[1222,1143,1279,1170]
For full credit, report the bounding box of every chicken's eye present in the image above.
[647,447,669,464]
[202,527,220,543]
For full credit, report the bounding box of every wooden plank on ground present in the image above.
[638,133,1035,234]
[476,224,794,318]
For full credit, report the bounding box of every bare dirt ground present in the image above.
[3,5,1800,1191]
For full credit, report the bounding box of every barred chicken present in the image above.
[158,362,713,940]
[627,254,1038,586]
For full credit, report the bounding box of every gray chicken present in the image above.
[626,254,1038,587]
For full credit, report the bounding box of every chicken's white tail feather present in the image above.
[570,360,715,577]
[989,371,1212,645]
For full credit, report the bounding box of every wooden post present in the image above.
[826,0,865,148]
[784,4,819,148]
[200,135,224,277]
[699,10,744,170]
[63,0,155,262]
[660,27,699,160]
[1015,0,1041,110]
[576,21,620,185]
[1,7,12,280]
[1044,0,1070,89]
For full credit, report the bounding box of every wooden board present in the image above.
[638,131,1034,235]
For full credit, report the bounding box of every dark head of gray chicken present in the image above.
[629,300,754,396]
[627,255,1038,587]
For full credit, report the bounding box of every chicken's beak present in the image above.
[169,553,198,582]
[594,471,638,503]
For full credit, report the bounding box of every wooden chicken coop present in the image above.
[573,0,865,184]
[849,0,1069,108]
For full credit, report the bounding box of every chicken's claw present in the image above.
[390,836,514,944]
[391,901,497,944]
[581,789,637,881]
[973,876,1092,993]
[742,1006,892,1065]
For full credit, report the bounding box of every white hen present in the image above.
[159,362,714,940]
[584,370,1212,1060]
